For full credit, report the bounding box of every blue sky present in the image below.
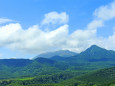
[0,0,113,32]
[0,0,115,59]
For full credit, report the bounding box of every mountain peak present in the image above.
[87,45,102,51]
[81,45,106,55]
[90,45,101,49]
[78,45,115,60]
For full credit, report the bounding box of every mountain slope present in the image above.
[61,66,115,86]
[0,71,87,86]
[0,66,115,86]
[0,59,32,67]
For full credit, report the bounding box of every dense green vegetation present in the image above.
[0,45,115,86]
[0,71,85,85]
[0,66,115,86]
[60,66,115,86]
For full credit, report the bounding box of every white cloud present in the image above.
[1,0,115,58]
[99,27,115,50]
[0,23,68,54]
[87,20,104,30]
[41,12,69,25]
[62,29,96,52]
[0,18,12,24]
[0,21,98,54]
[94,0,115,20]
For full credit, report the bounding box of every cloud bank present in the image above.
[0,1,115,56]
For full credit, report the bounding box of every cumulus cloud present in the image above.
[100,27,115,50]
[1,0,115,57]
[0,18,12,24]
[0,23,68,54]
[41,12,69,25]
[94,0,115,20]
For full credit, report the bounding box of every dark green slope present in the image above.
[0,58,61,79]
[0,59,32,67]
[34,57,56,65]
[61,66,115,86]
[0,57,71,79]
[0,66,115,86]
[0,71,86,86]
[0,59,32,79]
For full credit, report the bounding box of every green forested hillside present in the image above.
[0,71,86,86]
[60,66,115,86]
[0,66,115,86]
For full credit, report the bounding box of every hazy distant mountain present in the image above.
[50,55,67,61]
[37,50,77,58]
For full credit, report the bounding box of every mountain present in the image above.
[50,55,67,61]
[36,50,77,58]
[0,45,115,83]
[58,45,115,70]
[72,45,115,62]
